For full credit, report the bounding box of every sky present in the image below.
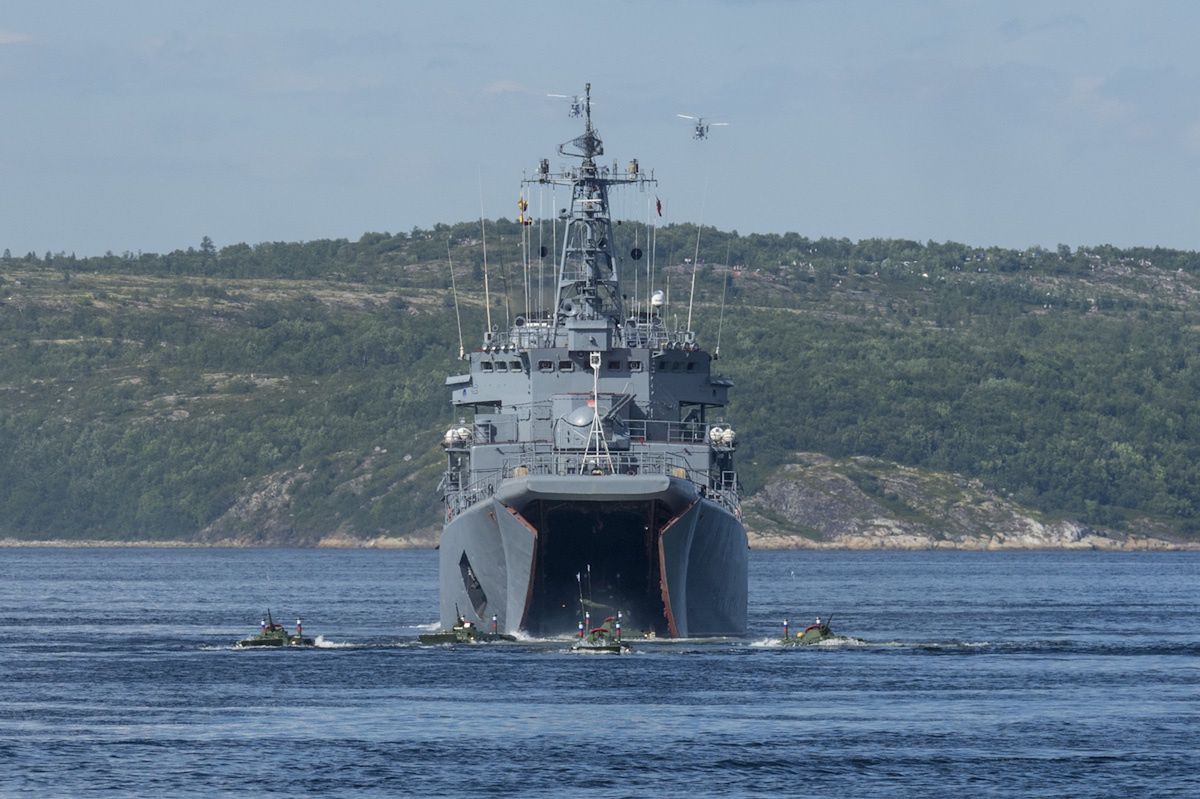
[3,1,1200,256]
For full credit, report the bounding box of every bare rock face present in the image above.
[199,469,313,545]
[743,453,1193,550]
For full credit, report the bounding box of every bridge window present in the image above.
[686,362,696,372]
[496,362,509,372]
[630,360,643,371]
[607,360,621,371]
[510,361,523,372]
[538,360,554,371]
[558,360,574,372]
[481,362,494,372]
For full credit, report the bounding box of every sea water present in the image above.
[2,548,1197,798]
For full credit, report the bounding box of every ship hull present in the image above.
[438,475,747,638]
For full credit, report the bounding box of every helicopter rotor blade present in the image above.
[676,114,697,120]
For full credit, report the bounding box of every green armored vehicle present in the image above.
[571,612,631,654]
[781,616,835,646]
[419,612,517,645]
[236,611,315,648]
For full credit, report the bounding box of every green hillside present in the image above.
[2,223,1199,542]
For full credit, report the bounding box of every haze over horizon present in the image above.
[3,1,1199,257]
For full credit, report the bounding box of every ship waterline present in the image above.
[437,84,747,637]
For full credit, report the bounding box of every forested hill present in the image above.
[2,222,1199,544]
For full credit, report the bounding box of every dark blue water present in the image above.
[2,549,1197,798]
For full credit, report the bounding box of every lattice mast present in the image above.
[526,83,656,341]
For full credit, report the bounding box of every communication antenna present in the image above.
[686,178,709,332]
[715,242,730,360]
[518,194,531,320]
[446,238,465,359]
[537,188,545,317]
[498,236,512,330]
[479,179,493,333]
[647,199,657,321]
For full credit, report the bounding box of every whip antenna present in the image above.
[447,239,465,359]
[715,241,730,359]
[479,177,493,333]
[685,177,708,332]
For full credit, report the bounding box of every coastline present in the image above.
[4,534,1197,551]
[747,533,1200,552]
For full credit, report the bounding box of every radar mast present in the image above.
[527,83,656,340]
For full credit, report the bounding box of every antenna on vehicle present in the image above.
[576,571,585,635]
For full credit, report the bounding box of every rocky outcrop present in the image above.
[743,453,1197,550]
[199,468,315,545]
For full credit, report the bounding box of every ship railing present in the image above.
[714,470,739,493]
[485,324,557,350]
[499,450,687,479]
[626,419,708,444]
[470,419,710,446]
[496,451,742,516]
[443,469,503,519]
[481,321,699,352]
[706,486,742,517]
[445,456,741,518]
[709,470,742,517]
[619,324,695,351]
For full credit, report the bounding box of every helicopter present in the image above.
[548,93,587,118]
[677,113,729,140]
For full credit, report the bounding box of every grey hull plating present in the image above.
[439,476,747,637]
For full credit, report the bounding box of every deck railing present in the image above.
[443,446,740,519]
[482,321,695,352]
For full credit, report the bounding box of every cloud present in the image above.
[0,30,32,45]
[483,79,534,96]
[999,14,1085,41]
[1067,76,1133,124]
[252,70,383,94]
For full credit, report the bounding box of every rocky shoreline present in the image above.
[746,532,1199,551]
[4,533,1196,551]
[741,453,1199,551]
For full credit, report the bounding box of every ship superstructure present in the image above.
[438,85,747,637]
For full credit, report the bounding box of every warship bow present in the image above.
[437,85,747,637]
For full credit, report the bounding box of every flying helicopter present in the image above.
[548,93,586,118]
[677,114,729,140]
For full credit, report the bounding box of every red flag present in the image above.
[655,197,663,217]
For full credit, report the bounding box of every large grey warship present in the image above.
[438,85,746,638]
